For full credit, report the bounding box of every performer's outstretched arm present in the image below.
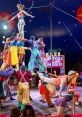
[10,15,17,21]
[38,73,55,84]
[22,10,34,18]
[0,68,15,77]
[16,37,27,42]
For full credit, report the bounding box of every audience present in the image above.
[10,107,21,117]
[22,105,35,117]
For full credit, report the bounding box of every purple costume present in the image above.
[54,94,74,107]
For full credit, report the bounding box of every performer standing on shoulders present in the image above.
[10,4,34,38]
[27,36,44,73]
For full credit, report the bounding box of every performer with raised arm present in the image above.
[27,36,44,73]
[10,4,34,38]
[38,38,47,71]
[37,38,47,103]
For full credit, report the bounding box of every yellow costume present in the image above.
[71,73,79,87]
[6,39,19,66]
[18,46,25,55]
[18,82,29,105]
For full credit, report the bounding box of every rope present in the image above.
[63,22,82,50]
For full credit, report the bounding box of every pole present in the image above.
[50,4,53,73]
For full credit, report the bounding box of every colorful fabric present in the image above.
[28,48,44,72]
[69,88,80,103]
[15,71,31,82]
[54,94,74,107]
[6,46,18,66]
[40,81,45,95]
[0,68,14,78]
[18,82,29,105]
[71,73,79,87]
[18,47,25,55]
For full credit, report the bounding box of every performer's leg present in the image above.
[44,86,53,107]
[21,82,29,110]
[74,92,80,104]
[18,23,24,38]
[28,49,37,72]
[39,82,46,102]
[21,24,24,38]
[18,82,23,108]
[57,106,65,115]
[37,51,44,72]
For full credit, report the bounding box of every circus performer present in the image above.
[38,38,47,70]
[52,92,75,116]
[10,4,34,38]
[38,70,77,107]
[27,36,44,73]
[14,65,31,110]
[69,73,80,106]
[38,38,47,103]
[38,71,55,107]
[0,67,15,107]
[6,34,19,70]
[0,38,10,70]
[39,70,76,96]
[16,36,32,63]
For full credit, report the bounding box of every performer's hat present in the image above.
[20,65,27,71]
[68,70,76,76]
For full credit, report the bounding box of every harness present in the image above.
[20,71,27,82]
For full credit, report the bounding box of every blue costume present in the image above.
[27,38,44,72]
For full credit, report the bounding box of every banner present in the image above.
[46,55,65,68]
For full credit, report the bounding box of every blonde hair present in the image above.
[38,38,43,42]
[17,4,25,10]
[6,38,10,42]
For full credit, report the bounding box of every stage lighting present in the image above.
[3,24,8,30]
[3,36,5,39]
[2,41,5,44]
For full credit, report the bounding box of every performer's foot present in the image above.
[75,102,79,106]
[48,104,54,108]
[10,97,15,100]
[40,99,46,103]
[53,95,59,98]
[30,97,33,101]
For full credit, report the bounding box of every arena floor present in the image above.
[0,87,82,116]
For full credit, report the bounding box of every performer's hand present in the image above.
[26,47,32,51]
[31,16,35,18]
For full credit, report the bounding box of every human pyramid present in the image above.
[0,3,81,116]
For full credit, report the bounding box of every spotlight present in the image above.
[3,36,5,39]
[3,24,8,30]
[2,41,5,44]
